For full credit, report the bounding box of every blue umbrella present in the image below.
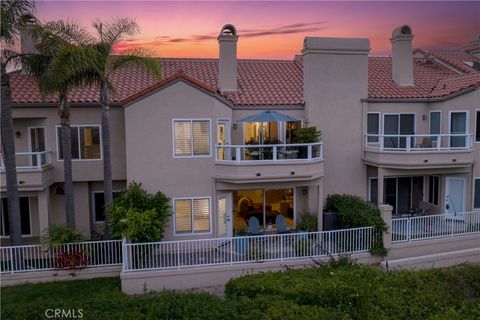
[239,110,299,123]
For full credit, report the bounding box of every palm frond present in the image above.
[0,0,35,45]
[111,48,161,80]
[92,17,139,47]
[34,20,94,48]
[1,49,21,67]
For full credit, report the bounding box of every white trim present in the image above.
[475,109,480,143]
[473,177,480,210]
[55,124,103,161]
[0,196,33,238]
[173,196,212,236]
[448,110,469,148]
[428,110,441,135]
[91,190,122,223]
[172,119,212,158]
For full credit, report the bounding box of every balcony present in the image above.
[363,134,474,168]
[215,143,324,183]
[0,151,54,191]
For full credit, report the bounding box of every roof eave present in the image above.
[362,86,479,103]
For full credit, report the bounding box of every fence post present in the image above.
[378,204,393,252]
[122,238,128,271]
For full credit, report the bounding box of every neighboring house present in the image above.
[1,24,479,243]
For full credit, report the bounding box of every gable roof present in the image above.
[8,54,480,106]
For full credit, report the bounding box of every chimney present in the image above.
[391,25,414,86]
[218,24,238,91]
[20,14,39,55]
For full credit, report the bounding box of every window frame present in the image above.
[447,110,469,148]
[0,197,33,238]
[368,177,378,204]
[92,190,122,223]
[173,196,212,236]
[172,119,212,158]
[56,124,103,161]
[474,177,480,210]
[428,175,440,206]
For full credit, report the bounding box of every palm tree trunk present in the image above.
[101,80,113,239]
[1,64,23,247]
[59,93,75,227]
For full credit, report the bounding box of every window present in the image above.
[474,178,480,209]
[383,113,415,149]
[428,175,439,206]
[476,110,480,142]
[430,111,441,135]
[173,120,211,157]
[1,197,31,236]
[93,191,121,222]
[367,113,380,143]
[369,178,378,204]
[174,197,211,235]
[57,126,101,160]
[449,111,468,148]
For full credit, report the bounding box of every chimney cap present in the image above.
[391,25,413,39]
[220,24,237,36]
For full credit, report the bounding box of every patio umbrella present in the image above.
[239,110,299,123]
[239,111,299,144]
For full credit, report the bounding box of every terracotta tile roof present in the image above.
[428,50,480,73]
[461,42,480,53]
[429,73,480,97]
[8,55,480,105]
[367,57,461,99]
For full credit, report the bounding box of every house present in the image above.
[1,24,479,243]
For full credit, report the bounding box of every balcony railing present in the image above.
[0,151,52,170]
[364,134,473,152]
[215,142,323,162]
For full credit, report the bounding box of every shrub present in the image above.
[326,194,387,256]
[41,224,83,246]
[108,182,170,242]
[225,263,480,320]
[293,125,322,143]
[296,212,317,232]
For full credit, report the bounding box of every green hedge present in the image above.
[326,194,388,256]
[226,262,480,320]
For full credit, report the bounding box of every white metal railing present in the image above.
[123,226,376,271]
[392,211,480,243]
[364,134,473,152]
[0,239,122,274]
[215,142,323,162]
[0,151,52,170]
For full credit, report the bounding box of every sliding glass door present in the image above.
[383,114,415,149]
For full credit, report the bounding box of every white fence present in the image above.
[392,211,480,243]
[364,134,473,152]
[0,240,122,274]
[215,142,323,162]
[123,227,377,271]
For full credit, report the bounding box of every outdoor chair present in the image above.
[416,137,434,149]
[248,216,262,235]
[276,215,291,234]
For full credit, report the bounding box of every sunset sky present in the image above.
[35,1,480,59]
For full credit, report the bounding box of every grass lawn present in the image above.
[2,260,480,319]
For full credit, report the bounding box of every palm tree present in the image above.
[24,21,96,228]
[85,18,161,238]
[1,0,35,246]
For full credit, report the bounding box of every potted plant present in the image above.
[292,124,322,159]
